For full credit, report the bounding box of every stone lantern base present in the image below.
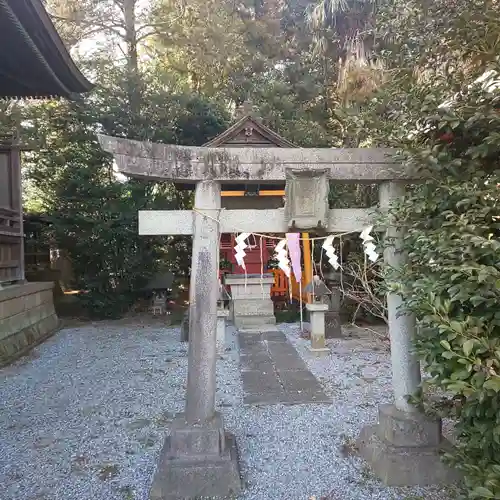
[306,302,330,357]
[357,404,460,486]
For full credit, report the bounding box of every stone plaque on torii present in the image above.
[98,134,456,498]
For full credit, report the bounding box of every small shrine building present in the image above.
[0,0,93,365]
[203,104,313,303]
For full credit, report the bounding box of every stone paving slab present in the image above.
[241,371,282,391]
[267,341,297,355]
[238,331,330,405]
[243,391,288,405]
[240,358,275,372]
[261,331,287,342]
[239,335,262,348]
[271,353,307,371]
[280,370,323,392]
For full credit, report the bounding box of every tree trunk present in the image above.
[254,0,264,18]
[123,0,140,117]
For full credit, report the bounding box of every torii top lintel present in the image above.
[98,134,415,183]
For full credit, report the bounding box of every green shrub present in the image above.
[390,72,500,498]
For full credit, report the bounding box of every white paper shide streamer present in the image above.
[322,235,340,270]
[274,239,291,277]
[360,226,379,263]
[234,233,250,269]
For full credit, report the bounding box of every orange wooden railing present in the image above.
[291,272,309,303]
[270,268,309,303]
[270,269,288,297]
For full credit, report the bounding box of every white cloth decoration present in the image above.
[234,233,250,269]
[360,226,379,263]
[360,226,374,243]
[274,239,291,277]
[322,235,340,270]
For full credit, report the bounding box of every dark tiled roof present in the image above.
[203,115,297,148]
[0,0,93,99]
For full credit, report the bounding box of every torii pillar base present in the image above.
[150,413,241,499]
[357,404,459,486]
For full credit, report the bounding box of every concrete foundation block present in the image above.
[226,274,276,332]
[357,405,460,486]
[150,414,242,499]
[238,324,280,334]
[169,413,226,458]
[234,299,274,316]
[308,346,330,358]
[0,282,59,367]
[150,433,241,500]
[378,403,442,447]
[233,313,276,331]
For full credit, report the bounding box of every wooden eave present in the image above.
[203,115,297,148]
[0,0,93,99]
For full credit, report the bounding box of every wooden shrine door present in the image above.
[221,234,271,275]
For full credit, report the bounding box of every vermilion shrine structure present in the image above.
[206,111,293,276]
[188,108,313,304]
[99,130,457,498]
[0,0,93,366]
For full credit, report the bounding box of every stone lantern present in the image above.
[305,275,331,304]
[144,271,174,316]
[304,275,331,356]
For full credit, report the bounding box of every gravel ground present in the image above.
[0,321,461,500]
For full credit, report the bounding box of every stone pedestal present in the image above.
[225,274,275,332]
[306,302,330,357]
[325,311,342,338]
[216,307,229,353]
[150,413,241,499]
[357,404,459,486]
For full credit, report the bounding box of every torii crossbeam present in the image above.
[99,134,408,182]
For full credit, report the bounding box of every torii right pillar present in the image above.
[357,181,459,486]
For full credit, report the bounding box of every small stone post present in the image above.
[217,307,229,354]
[324,271,342,338]
[150,181,241,500]
[306,302,330,357]
[357,181,458,486]
[180,309,189,342]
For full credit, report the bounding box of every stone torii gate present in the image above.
[98,135,455,498]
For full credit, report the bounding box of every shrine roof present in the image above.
[0,0,93,99]
[203,114,297,149]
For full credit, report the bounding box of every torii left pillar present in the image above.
[151,180,241,499]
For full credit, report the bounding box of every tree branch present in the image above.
[136,16,184,39]
[50,14,126,40]
[110,0,125,14]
